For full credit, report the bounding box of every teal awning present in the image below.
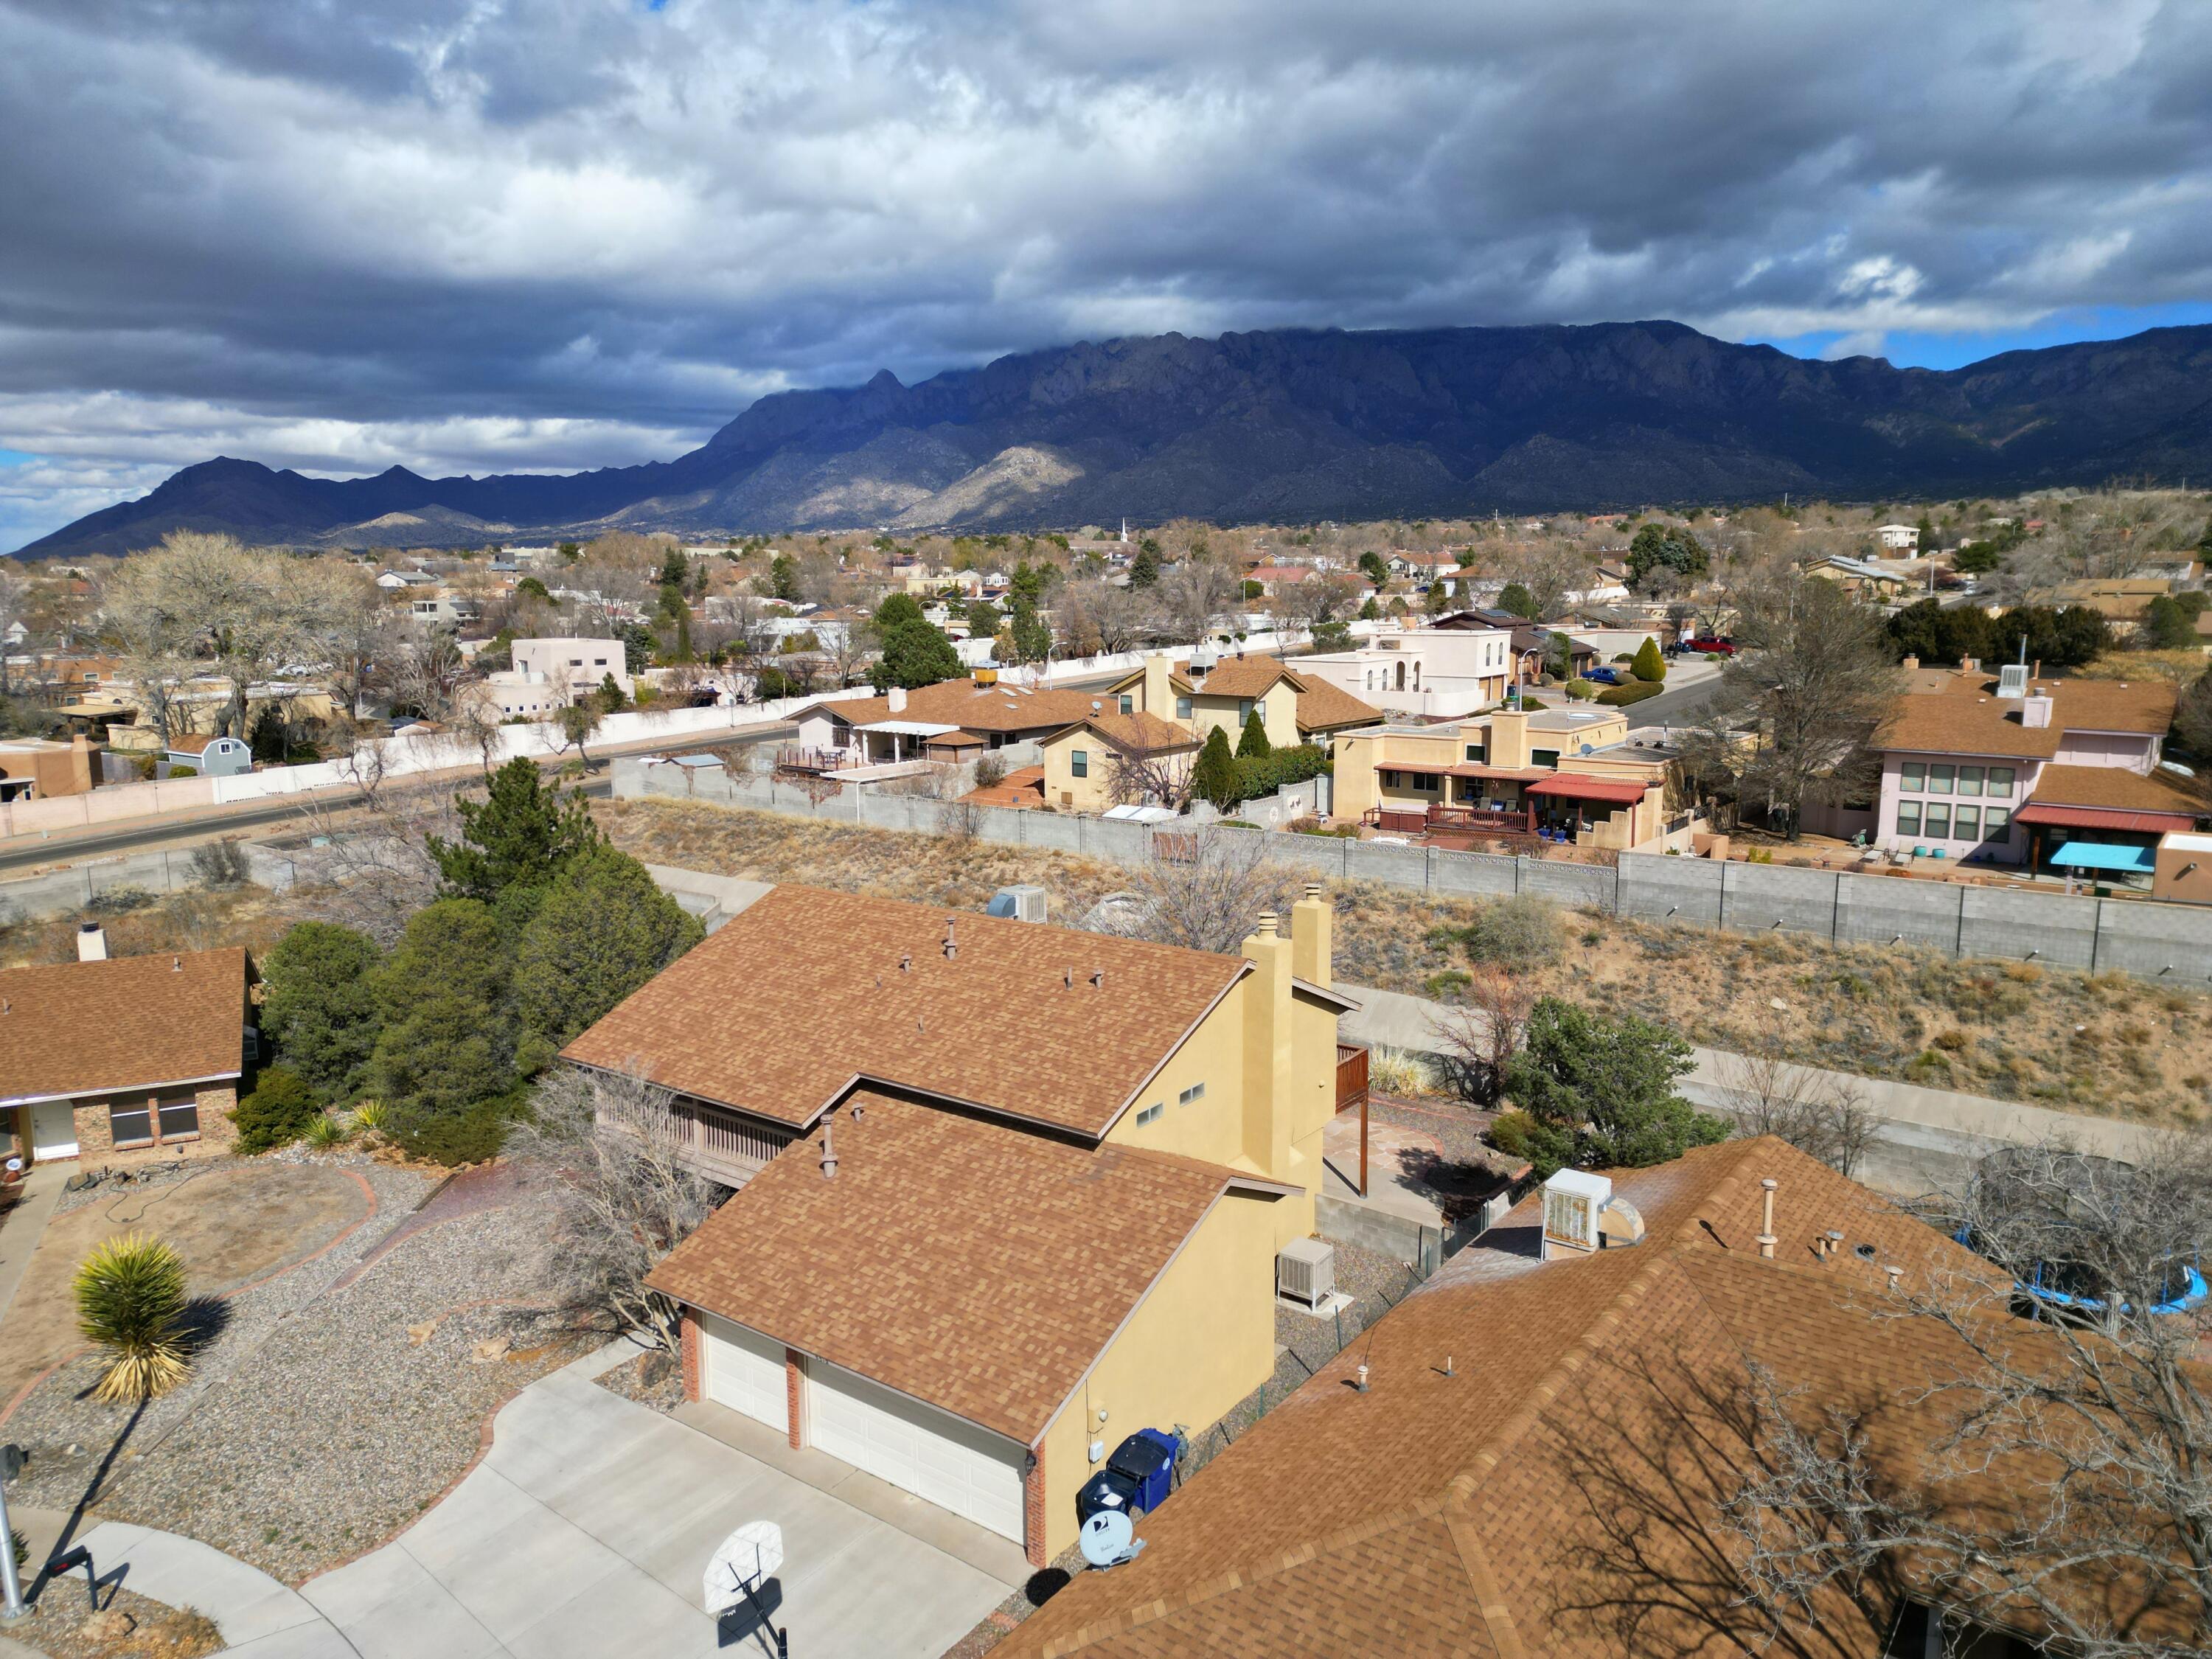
[2047,842,2156,872]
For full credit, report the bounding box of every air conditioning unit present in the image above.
[1996,663,2029,699]
[985,884,1048,924]
[1276,1238,1335,1307]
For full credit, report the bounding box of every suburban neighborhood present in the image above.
[0,486,2207,1659]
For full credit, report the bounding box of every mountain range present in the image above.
[19,319,2212,557]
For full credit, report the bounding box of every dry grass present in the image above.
[0,885,295,971]
[601,799,2212,1127]
[2071,649,2208,686]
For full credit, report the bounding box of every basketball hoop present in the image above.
[704,1521,787,1657]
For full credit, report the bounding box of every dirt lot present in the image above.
[0,884,293,971]
[599,799,2212,1126]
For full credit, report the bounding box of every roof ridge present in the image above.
[1037,1248,1688,1656]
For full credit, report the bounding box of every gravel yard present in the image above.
[2,1154,594,1586]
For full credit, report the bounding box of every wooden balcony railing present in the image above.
[602,1093,791,1190]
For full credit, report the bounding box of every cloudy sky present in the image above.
[4,0,2210,548]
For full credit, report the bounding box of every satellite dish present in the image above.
[1079,1509,1144,1569]
[1580,742,1593,754]
[703,1520,785,1615]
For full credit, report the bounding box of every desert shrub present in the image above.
[1424,968,1472,999]
[169,765,196,779]
[189,839,250,888]
[392,1094,515,1166]
[1436,894,1563,967]
[74,1231,191,1402]
[1487,1108,1540,1162]
[1595,680,1665,706]
[1366,1046,1430,1096]
[86,886,157,914]
[231,1067,323,1153]
[1565,678,1596,700]
[973,754,1008,789]
[1933,1029,1969,1051]
[303,1112,349,1149]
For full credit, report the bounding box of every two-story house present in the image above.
[561,883,1354,1567]
[1295,625,1517,716]
[1871,660,2194,874]
[1102,652,1380,751]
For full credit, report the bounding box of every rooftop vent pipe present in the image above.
[1757,1178,1778,1259]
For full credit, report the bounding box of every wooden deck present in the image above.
[600,1093,793,1191]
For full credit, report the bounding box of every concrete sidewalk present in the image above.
[1339,980,2169,1195]
[0,1164,67,1326]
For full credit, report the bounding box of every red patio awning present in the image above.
[2012,801,2197,834]
[1524,774,1652,805]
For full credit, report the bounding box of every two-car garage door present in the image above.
[696,1317,1025,1544]
[806,1360,1027,1543]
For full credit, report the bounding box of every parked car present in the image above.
[1075,1427,1185,1526]
[1687,638,1736,655]
[1585,666,1623,685]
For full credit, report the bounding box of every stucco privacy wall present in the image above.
[615,758,2212,984]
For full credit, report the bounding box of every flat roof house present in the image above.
[3,937,253,1168]
[1870,661,2191,874]
[789,672,1110,769]
[1295,625,1517,717]
[562,883,1354,1567]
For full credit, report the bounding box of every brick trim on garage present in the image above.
[785,1349,805,1450]
[1024,1453,1047,1569]
[680,1308,701,1402]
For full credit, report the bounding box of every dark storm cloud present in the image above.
[4,0,2211,543]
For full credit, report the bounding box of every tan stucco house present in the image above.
[1105,653,1380,752]
[562,883,1355,1566]
[3,938,254,1168]
[1038,711,1200,812]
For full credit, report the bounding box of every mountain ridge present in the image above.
[19,319,2212,556]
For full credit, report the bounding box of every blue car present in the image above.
[1585,667,1623,685]
[1075,1428,1184,1526]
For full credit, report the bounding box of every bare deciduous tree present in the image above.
[1105,740,1194,810]
[1157,559,1240,644]
[1724,1135,2212,1658]
[1088,827,1302,953]
[1427,967,1537,1106]
[506,1066,720,1356]
[1717,1052,1879,1178]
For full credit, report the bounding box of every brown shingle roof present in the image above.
[647,1090,1247,1444]
[1051,712,1200,754]
[1001,1138,2011,1659]
[805,678,1111,734]
[2028,763,2203,814]
[1139,658,1382,734]
[1876,674,2177,760]
[0,947,249,1105]
[560,886,1248,1135]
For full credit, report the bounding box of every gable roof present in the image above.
[1001,1138,2014,1659]
[560,886,1248,1138]
[0,947,250,1105]
[648,1090,1268,1444]
[1107,658,1382,734]
[1048,712,1201,754]
[800,678,1110,734]
[1876,673,2176,759]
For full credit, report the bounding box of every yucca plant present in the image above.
[74,1232,191,1402]
[1366,1046,1430,1098]
[349,1100,389,1138]
[303,1112,349,1150]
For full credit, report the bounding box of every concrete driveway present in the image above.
[301,1344,1009,1659]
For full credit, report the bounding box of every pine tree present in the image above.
[1191,726,1240,810]
[1130,541,1161,588]
[515,845,704,1047]
[1236,709,1272,757]
[428,759,601,903]
[369,899,516,1123]
[260,921,385,1102]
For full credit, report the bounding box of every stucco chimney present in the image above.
[1290,883,1332,988]
[1487,709,1531,771]
[886,685,908,714]
[1142,653,1175,720]
[77,922,108,961]
[1240,911,1295,1179]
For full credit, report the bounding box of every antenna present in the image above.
[1079,1510,1144,1570]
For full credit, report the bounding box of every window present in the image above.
[1531,748,1560,768]
[108,1102,153,1145]
[1896,801,1922,835]
[1381,769,1401,788]
[157,1096,200,1138]
[1118,694,1133,714]
[1070,749,1088,779]
[1988,766,2015,796]
[1924,802,1951,839]
[1464,742,1486,764]
[1954,804,1980,841]
[1928,763,1955,794]
[1986,806,2011,835]
[1237,700,1254,724]
[1178,1082,1206,1105]
[1412,772,1441,791]
[1900,761,1926,792]
[1957,765,1984,798]
[1175,696,1192,720]
[1135,1103,1163,1127]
